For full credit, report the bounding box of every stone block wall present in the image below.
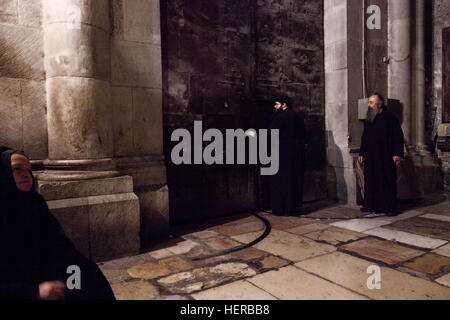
[0,0,47,159]
[111,0,163,157]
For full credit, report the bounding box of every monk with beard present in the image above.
[358,93,404,216]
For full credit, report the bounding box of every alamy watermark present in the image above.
[170,121,279,176]
[66,265,81,290]
[367,265,381,290]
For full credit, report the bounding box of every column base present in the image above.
[36,174,140,262]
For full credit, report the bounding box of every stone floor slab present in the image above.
[255,255,290,270]
[435,274,450,288]
[192,280,277,300]
[111,280,160,300]
[157,262,257,294]
[295,252,450,299]
[127,257,193,280]
[212,221,265,236]
[330,219,391,232]
[401,253,450,276]
[167,240,199,255]
[184,230,219,240]
[204,236,242,251]
[365,227,448,249]
[432,243,450,258]
[247,266,367,300]
[339,237,424,265]
[230,247,268,261]
[303,226,367,245]
[149,248,173,260]
[232,230,336,262]
[384,217,450,241]
[285,223,331,235]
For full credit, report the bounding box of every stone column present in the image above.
[415,0,426,149]
[388,0,412,144]
[43,0,113,164]
[40,0,140,262]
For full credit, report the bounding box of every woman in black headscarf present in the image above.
[0,147,115,300]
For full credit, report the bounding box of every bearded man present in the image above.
[358,93,404,216]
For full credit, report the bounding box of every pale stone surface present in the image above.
[21,80,47,159]
[0,24,44,80]
[111,86,133,156]
[421,214,450,223]
[42,0,110,32]
[330,219,392,232]
[205,236,242,251]
[38,176,134,201]
[48,199,90,257]
[156,262,256,294]
[295,252,450,299]
[192,280,277,300]
[167,240,199,255]
[285,223,331,235]
[128,257,192,280]
[88,193,141,261]
[0,0,17,24]
[365,227,448,249]
[123,0,161,44]
[433,243,450,258]
[209,262,257,277]
[435,274,450,288]
[44,23,110,79]
[303,226,367,245]
[18,0,42,28]
[232,230,336,262]
[111,40,162,88]
[149,248,173,260]
[46,77,114,159]
[132,88,163,154]
[111,280,160,300]
[248,266,367,300]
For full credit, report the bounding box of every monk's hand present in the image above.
[358,156,364,163]
[393,156,401,164]
[38,281,66,300]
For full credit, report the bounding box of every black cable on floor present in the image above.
[190,211,272,261]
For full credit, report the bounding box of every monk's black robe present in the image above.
[0,147,115,300]
[269,109,305,216]
[359,110,404,213]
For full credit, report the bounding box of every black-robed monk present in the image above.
[0,146,115,300]
[358,94,404,216]
[269,97,306,216]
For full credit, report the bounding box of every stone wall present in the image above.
[162,0,326,224]
[0,0,47,159]
[432,0,450,190]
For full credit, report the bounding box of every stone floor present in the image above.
[98,194,450,300]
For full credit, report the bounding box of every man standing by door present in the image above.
[269,96,305,216]
[358,93,404,216]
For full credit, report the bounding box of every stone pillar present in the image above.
[388,0,412,144]
[40,0,140,262]
[415,0,426,149]
[324,0,363,206]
